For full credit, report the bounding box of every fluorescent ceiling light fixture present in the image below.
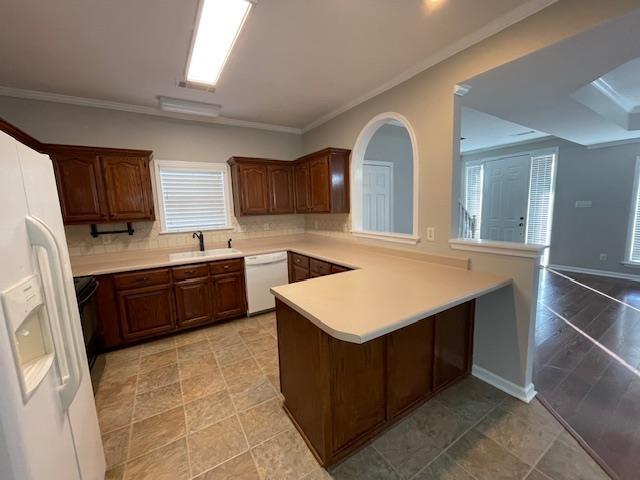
[186,0,253,87]
[159,96,221,117]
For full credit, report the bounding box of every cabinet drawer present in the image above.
[210,258,244,275]
[114,269,170,290]
[290,253,309,269]
[172,264,209,282]
[310,258,331,276]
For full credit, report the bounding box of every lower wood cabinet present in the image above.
[288,252,350,283]
[117,284,176,341]
[97,259,247,348]
[212,272,247,320]
[276,298,474,467]
[174,278,212,328]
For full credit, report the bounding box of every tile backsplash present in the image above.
[65,215,306,256]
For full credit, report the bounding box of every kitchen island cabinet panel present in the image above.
[276,298,474,467]
[433,302,474,390]
[386,317,435,419]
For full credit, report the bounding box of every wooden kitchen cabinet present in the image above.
[174,279,212,327]
[228,148,350,216]
[96,259,247,348]
[276,298,475,467]
[297,148,351,214]
[49,145,154,225]
[288,252,350,283]
[101,156,154,220]
[117,284,176,341]
[294,162,311,212]
[433,301,474,390]
[212,272,247,320]
[268,164,295,214]
[228,158,295,215]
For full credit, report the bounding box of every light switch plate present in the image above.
[575,200,592,208]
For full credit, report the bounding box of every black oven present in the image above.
[73,276,104,390]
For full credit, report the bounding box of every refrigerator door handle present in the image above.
[26,215,83,410]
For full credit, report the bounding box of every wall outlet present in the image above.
[599,253,607,261]
[426,227,435,241]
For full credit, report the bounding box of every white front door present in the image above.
[481,154,531,242]
[363,161,393,232]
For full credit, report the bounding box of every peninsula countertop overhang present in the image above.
[270,249,510,344]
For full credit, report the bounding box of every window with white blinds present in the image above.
[463,164,483,239]
[154,161,232,233]
[526,152,556,245]
[626,157,640,263]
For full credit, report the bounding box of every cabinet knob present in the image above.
[223,265,230,269]
[185,270,194,275]
[136,277,149,282]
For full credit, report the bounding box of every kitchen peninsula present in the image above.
[71,234,510,467]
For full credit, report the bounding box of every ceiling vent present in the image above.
[158,96,221,117]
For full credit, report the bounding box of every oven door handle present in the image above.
[77,281,99,305]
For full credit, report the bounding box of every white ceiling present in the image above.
[0,0,553,131]
[461,9,640,148]
[603,58,640,106]
[460,107,548,153]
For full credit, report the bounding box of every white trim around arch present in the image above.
[350,112,420,245]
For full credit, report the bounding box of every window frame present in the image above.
[152,159,234,234]
[624,156,640,265]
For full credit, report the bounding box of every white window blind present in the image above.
[156,162,231,233]
[526,153,555,245]
[627,158,640,263]
[464,164,483,239]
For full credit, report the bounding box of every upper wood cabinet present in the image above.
[294,162,311,213]
[228,148,349,217]
[229,157,294,216]
[300,148,350,214]
[49,145,155,225]
[101,156,154,220]
[52,153,109,223]
[268,164,295,214]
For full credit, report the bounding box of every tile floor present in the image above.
[97,312,610,480]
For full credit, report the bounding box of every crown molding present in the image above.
[301,0,559,133]
[0,86,302,135]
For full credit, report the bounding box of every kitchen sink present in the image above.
[169,248,243,262]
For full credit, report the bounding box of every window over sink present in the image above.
[153,160,233,233]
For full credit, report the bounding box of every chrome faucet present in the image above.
[227,238,233,249]
[192,231,205,252]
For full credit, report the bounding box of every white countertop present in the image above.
[70,234,511,344]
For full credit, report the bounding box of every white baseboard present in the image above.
[547,264,640,283]
[472,365,536,403]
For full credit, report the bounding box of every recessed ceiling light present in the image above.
[159,96,222,117]
[185,0,253,88]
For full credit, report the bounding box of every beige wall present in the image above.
[301,0,640,392]
[0,97,305,256]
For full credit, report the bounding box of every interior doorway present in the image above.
[362,160,394,232]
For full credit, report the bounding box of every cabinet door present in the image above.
[309,156,331,212]
[268,164,294,214]
[101,156,154,221]
[294,162,311,213]
[387,317,434,419]
[433,301,474,391]
[212,272,247,320]
[175,278,212,328]
[117,285,175,341]
[51,153,108,223]
[238,164,269,215]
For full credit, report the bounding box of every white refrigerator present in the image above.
[0,131,105,480]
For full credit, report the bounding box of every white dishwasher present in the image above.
[244,251,289,315]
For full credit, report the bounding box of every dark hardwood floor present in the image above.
[535,268,640,480]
